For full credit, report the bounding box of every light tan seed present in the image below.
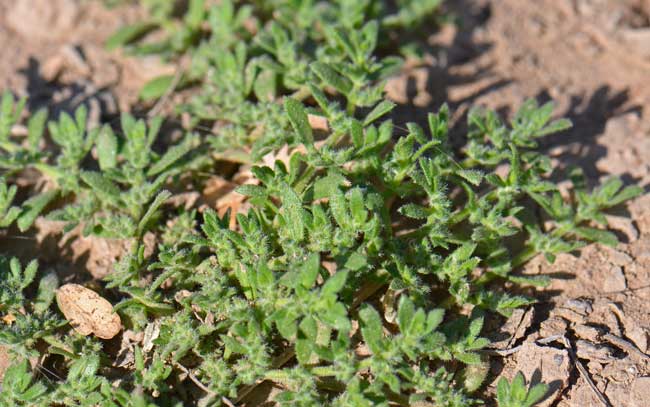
[56,283,121,339]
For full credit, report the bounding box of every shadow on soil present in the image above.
[19,57,118,123]
[391,0,507,130]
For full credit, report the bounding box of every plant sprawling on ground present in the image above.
[0,1,643,406]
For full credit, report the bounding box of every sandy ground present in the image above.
[1,0,650,405]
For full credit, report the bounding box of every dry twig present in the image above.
[175,362,236,407]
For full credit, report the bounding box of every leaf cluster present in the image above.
[108,0,443,160]
[0,97,204,238]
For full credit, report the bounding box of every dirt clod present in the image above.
[6,0,79,41]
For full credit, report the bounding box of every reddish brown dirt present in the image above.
[1,0,650,405]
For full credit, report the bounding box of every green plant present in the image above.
[0,91,48,172]
[0,360,48,406]
[2,94,641,406]
[0,256,63,360]
[0,177,21,227]
[107,1,443,161]
[0,0,645,406]
[46,113,203,238]
[496,372,549,407]
[0,104,205,239]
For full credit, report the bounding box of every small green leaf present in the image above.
[81,171,121,204]
[284,98,313,146]
[311,62,352,95]
[294,338,313,365]
[359,306,384,354]
[455,351,481,365]
[253,69,277,102]
[399,203,429,219]
[21,259,38,289]
[511,372,527,402]
[106,21,157,50]
[458,169,483,186]
[147,135,195,176]
[256,263,275,288]
[397,296,415,333]
[139,75,176,101]
[609,185,643,207]
[321,270,348,297]
[313,173,347,200]
[137,190,171,235]
[279,183,305,241]
[496,376,510,403]
[363,100,395,126]
[537,118,572,137]
[300,253,320,289]
[426,309,445,332]
[33,271,59,314]
[17,190,57,232]
[96,125,118,170]
[26,108,48,150]
[468,317,484,339]
[525,382,550,406]
[343,252,367,271]
[236,184,267,199]
[574,227,618,247]
[299,316,318,340]
[185,0,206,29]
[462,360,490,393]
[275,310,297,340]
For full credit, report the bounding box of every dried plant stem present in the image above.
[175,362,236,407]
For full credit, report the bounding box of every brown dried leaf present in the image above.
[2,313,16,325]
[56,283,122,339]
